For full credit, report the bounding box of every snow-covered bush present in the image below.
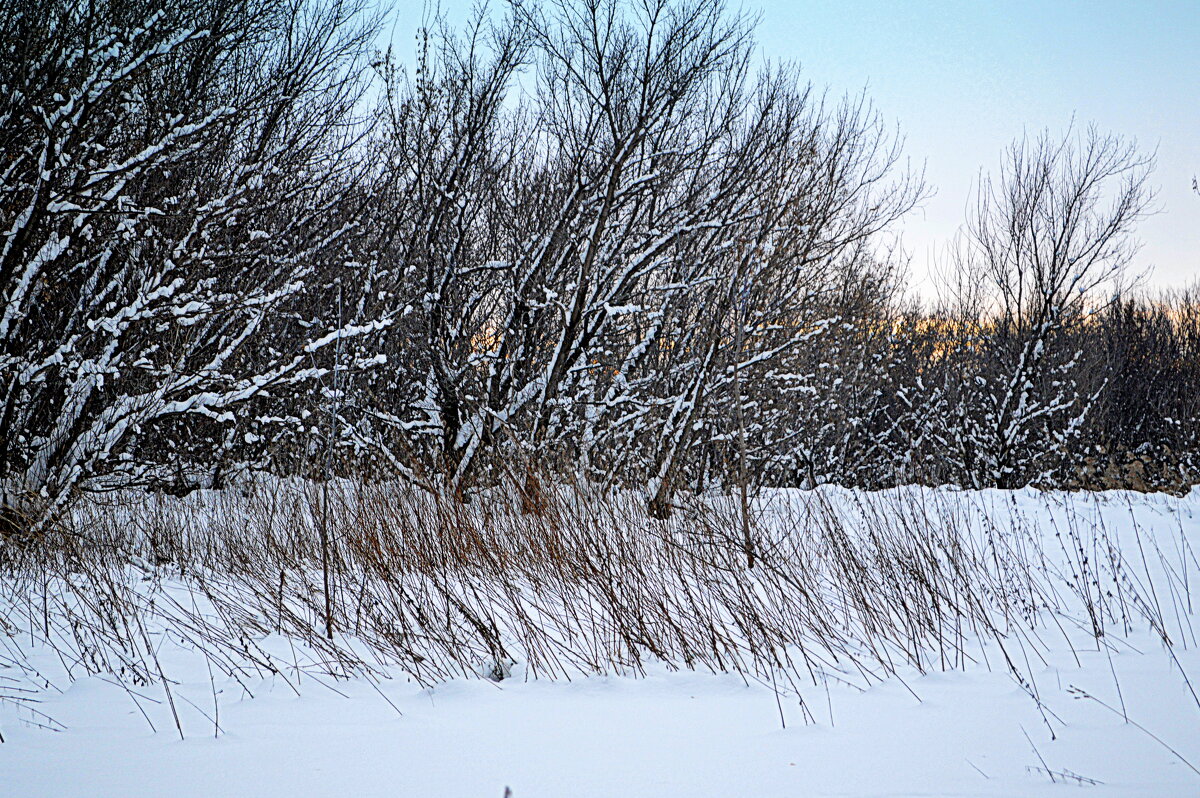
[0,0,387,524]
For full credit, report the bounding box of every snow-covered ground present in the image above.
[3,487,1199,797]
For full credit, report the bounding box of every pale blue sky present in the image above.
[388,1,1200,293]
[750,0,1200,294]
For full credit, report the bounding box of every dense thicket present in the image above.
[0,0,386,527]
[1,0,1196,531]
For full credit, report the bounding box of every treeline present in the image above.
[745,290,1200,493]
[1,0,1195,529]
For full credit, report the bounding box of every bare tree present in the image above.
[340,0,921,512]
[641,81,921,516]
[951,125,1154,487]
[0,0,385,528]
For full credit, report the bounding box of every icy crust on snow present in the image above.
[1,486,1198,797]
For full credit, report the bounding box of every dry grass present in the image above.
[1,477,1196,732]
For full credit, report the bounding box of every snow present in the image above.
[6,634,1197,796]
[3,487,1199,797]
